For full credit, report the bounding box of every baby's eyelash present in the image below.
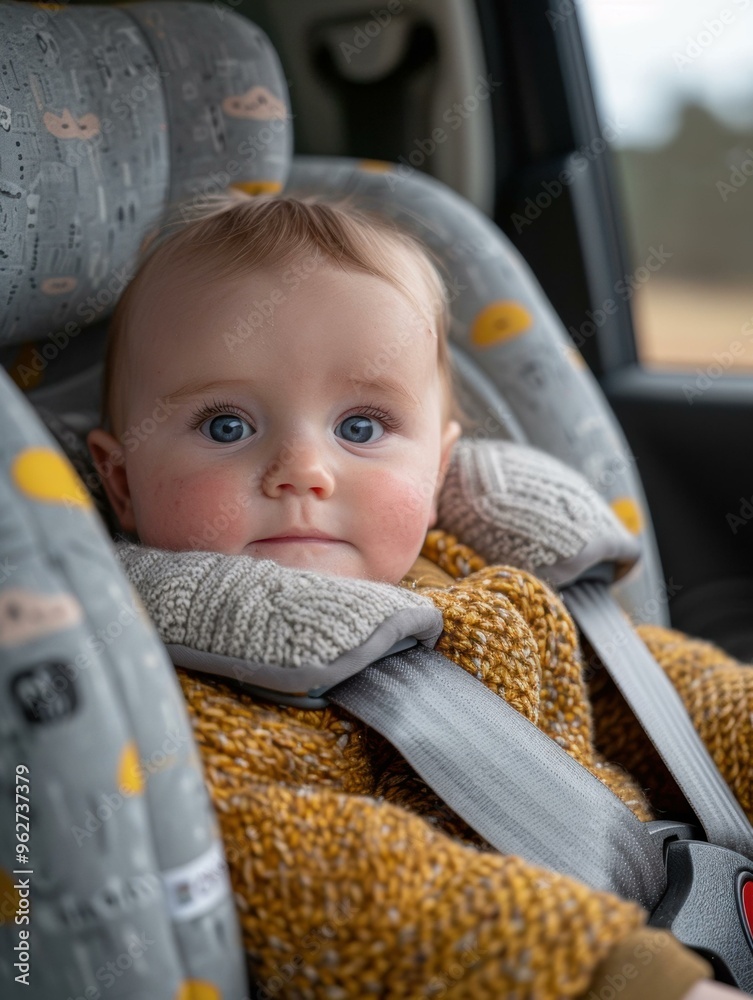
[346,404,403,431]
[187,399,403,431]
[187,398,247,429]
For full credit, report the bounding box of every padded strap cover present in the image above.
[438,438,640,586]
[116,541,443,692]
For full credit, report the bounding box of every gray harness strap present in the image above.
[326,579,753,916]
[327,644,668,910]
[563,579,753,862]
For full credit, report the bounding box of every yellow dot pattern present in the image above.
[231,180,283,196]
[471,300,533,347]
[117,742,145,796]
[174,981,221,1000]
[357,159,393,173]
[564,343,588,370]
[611,497,643,535]
[0,869,19,926]
[11,448,92,509]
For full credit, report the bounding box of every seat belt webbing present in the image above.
[328,644,668,910]
[563,580,753,862]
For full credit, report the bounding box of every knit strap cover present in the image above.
[115,541,443,694]
[437,438,640,587]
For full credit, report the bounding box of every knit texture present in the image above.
[116,541,440,669]
[118,529,753,997]
[174,554,647,998]
[437,438,639,584]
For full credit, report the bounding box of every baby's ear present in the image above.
[428,421,462,527]
[86,428,136,534]
[439,420,462,481]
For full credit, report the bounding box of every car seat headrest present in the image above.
[0,0,292,347]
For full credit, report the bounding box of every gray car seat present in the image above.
[0,1,670,995]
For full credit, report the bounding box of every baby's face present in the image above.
[90,258,460,583]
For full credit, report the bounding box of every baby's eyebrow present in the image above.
[344,373,420,406]
[168,374,420,407]
[166,378,251,404]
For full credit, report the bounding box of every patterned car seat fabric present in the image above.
[0,0,667,995]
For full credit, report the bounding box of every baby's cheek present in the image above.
[363,468,435,551]
[134,467,252,553]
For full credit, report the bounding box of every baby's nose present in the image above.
[260,441,335,499]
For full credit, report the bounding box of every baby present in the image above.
[87,194,461,584]
[86,195,740,1000]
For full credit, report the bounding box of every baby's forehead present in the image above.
[119,242,442,398]
[133,245,437,328]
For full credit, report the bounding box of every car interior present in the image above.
[8,0,753,655]
[2,0,753,995]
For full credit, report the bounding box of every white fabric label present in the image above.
[161,840,229,922]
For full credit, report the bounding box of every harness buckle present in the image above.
[647,823,753,990]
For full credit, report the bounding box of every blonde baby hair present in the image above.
[101,192,458,438]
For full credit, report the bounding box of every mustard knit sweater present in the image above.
[176,530,750,999]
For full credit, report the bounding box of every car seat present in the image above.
[0,1,674,996]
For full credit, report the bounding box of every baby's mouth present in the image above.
[249,531,342,545]
[253,537,339,543]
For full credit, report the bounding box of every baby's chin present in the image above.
[242,540,404,584]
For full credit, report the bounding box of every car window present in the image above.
[576,0,753,372]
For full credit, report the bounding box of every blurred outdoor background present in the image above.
[578,0,753,370]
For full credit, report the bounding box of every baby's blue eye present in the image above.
[201,413,254,443]
[336,415,385,444]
